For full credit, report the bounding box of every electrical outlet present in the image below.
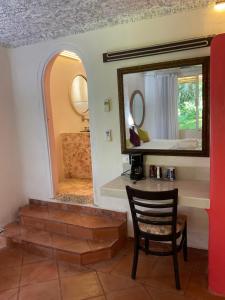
[122,155,129,163]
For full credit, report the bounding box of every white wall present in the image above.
[0,47,24,227]
[8,6,225,247]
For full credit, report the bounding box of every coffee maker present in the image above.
[129,153,144,181]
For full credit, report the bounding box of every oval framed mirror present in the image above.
[130,90,145,128]
[70,74,88,116]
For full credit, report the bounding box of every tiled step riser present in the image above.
[6,237,125,265]
[5,200,127,267]
[20,215,125,241]
[29,199,126,221]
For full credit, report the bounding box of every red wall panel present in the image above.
[209,33,225,295]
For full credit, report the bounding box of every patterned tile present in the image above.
[61,133,92,180]
[57,178,93,204]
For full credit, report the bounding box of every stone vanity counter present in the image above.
[101,176,210,209]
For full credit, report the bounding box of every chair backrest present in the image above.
[126,185,178,237]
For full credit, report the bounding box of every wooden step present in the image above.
[19,205,126,241]
[4,223,125,265]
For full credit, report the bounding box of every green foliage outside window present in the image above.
[178,78,202,130]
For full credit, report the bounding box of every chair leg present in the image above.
[172,242,181,290]
[131,239,139,280]
[183,223,188,262]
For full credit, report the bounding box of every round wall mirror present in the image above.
[130,90,145,128]
[70,75,88,116]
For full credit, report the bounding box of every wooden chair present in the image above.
[126,186,187,290]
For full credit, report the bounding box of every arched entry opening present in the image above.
[43,50,93,204]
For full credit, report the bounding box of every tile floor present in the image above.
[57,179,93,204]
[0,239,223,300]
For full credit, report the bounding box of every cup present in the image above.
[149,165,156,178]
[156,166,162,179]
[167,167,176,181]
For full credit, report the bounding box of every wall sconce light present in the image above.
[215,0,225,11]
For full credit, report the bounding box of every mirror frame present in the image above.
[130,90,145,128]
[117,56,210,157]
[70,74,88,117]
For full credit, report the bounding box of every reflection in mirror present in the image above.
[71,75,88,117]
[130,90,145,128]
[118,57,209,156]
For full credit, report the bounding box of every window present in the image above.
[178,74,202,130]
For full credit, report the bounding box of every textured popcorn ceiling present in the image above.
[0,0,213,48]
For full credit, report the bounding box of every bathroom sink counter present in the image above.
[101,176,210,209]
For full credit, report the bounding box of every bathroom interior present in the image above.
[45,50,93,204]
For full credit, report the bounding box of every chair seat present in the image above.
[139,214,187,236]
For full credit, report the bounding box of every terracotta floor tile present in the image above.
[20,227,52,247]
[88,251,127,273]
[20,206,49,219]
[45,221,67,234]
[48,210,73,223]
[185,269,222,300]
[21,242,53,258]
[146,286,192,300]
[22,250,48,265]
[187,248,208,273]
[58,261,89,278]
[67,224,93,239]
[18,280,61,300]
[81,248,111,265]
[0,236,6,249]
[98,271,140,293]
[21,216,45,230]
[49,209,122,229]
[89,297,106,300]
[0,248,23,269]
[61,271,104,300]
[52,234,90,253]
[0,267,20,292]
[88,240,114,251]
[112,251,157,279]
[139,254,192,291]
[4,223,22,239]
[20,261,58,285]
[54,249,81,264]
[0,288,18,300]
[106,286,152,300]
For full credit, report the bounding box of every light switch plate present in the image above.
[105,129,112,141]
[104,98,111,112]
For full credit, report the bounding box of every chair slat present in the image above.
[135,209,172,218]
[130,188,178,201]
[133,200,174,209]
[137,217,173,226]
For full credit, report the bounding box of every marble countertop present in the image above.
[100,176,210,209]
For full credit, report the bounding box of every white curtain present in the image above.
[144,72,179,139]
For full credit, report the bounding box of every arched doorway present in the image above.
[43,50,93,204]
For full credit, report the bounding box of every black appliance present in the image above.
[129,153,144,181]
